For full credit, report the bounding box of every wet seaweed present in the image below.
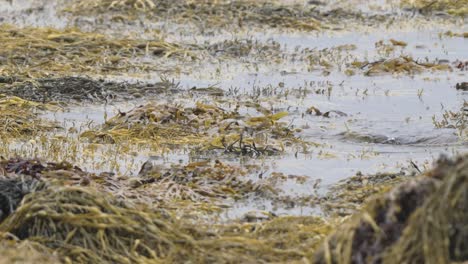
[0,186,199,263]
[0,159,331,263]
[0,155,466,263]
[0,177,333,263]
[0,234,58,264]
[0,95,59,137]
[350,56,452,76]
[314,155,468,264]
[321,171,409,217]
[432,101,467,140]
[0,24,189,79]
[130,159,277,203]
[401,0,468,16]
[81,102,301,156]
[0,76,180,103]
[67,0,324,31]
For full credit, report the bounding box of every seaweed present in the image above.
[0,235,58,264]
[0,155,466,263]
[0,159,331,263]
[66,0,324,31]
[0,182,333,263]
[314,155,468,264]
[432,101,467,140]
[0,186,199,263]
[350,56,452,76]
[401,0,468,16]
[0,95,59,137]
[0,76,180,103]
[321,171,409,217]
[0,24,189,80]
[81,102,301,156]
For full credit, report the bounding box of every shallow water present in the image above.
[0,0,467,219]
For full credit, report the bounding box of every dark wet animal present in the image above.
[456,82,468,91]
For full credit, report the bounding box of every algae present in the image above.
[0,95,59,137]
[0,235,58,264]
[321,171,409,217]
[67,0,324,31]
[432,101,467,140]
[0,24,189,79]
[81,102,301,155]
[0,76,180,103]
[401,0,468,16]
[0,155,466,263]
[314,155,468,264]
[350,56,452,76]
[0,160,332,263]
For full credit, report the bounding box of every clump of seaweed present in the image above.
[0,234,58,264]
[0,186,199,263]
[0,159,332,263]
[321,171,409,217]
[401,0,468,16]
[1,155,467,263]
[0,177,334,263]
[0,95,59,137]
[350,56,452,76]
[0,24,188,79]
[314,155,468,264]
[67,0,324,31]
[0,185,336,263]
[0,157,300,219]
[0,158,95,187]
[81,102,299,155]
[432,101,467,140]
[444,31,468,38]
[129,159,276,203]
[191,215,335,262]
[0,76,180,103]
[206,39,282,59]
